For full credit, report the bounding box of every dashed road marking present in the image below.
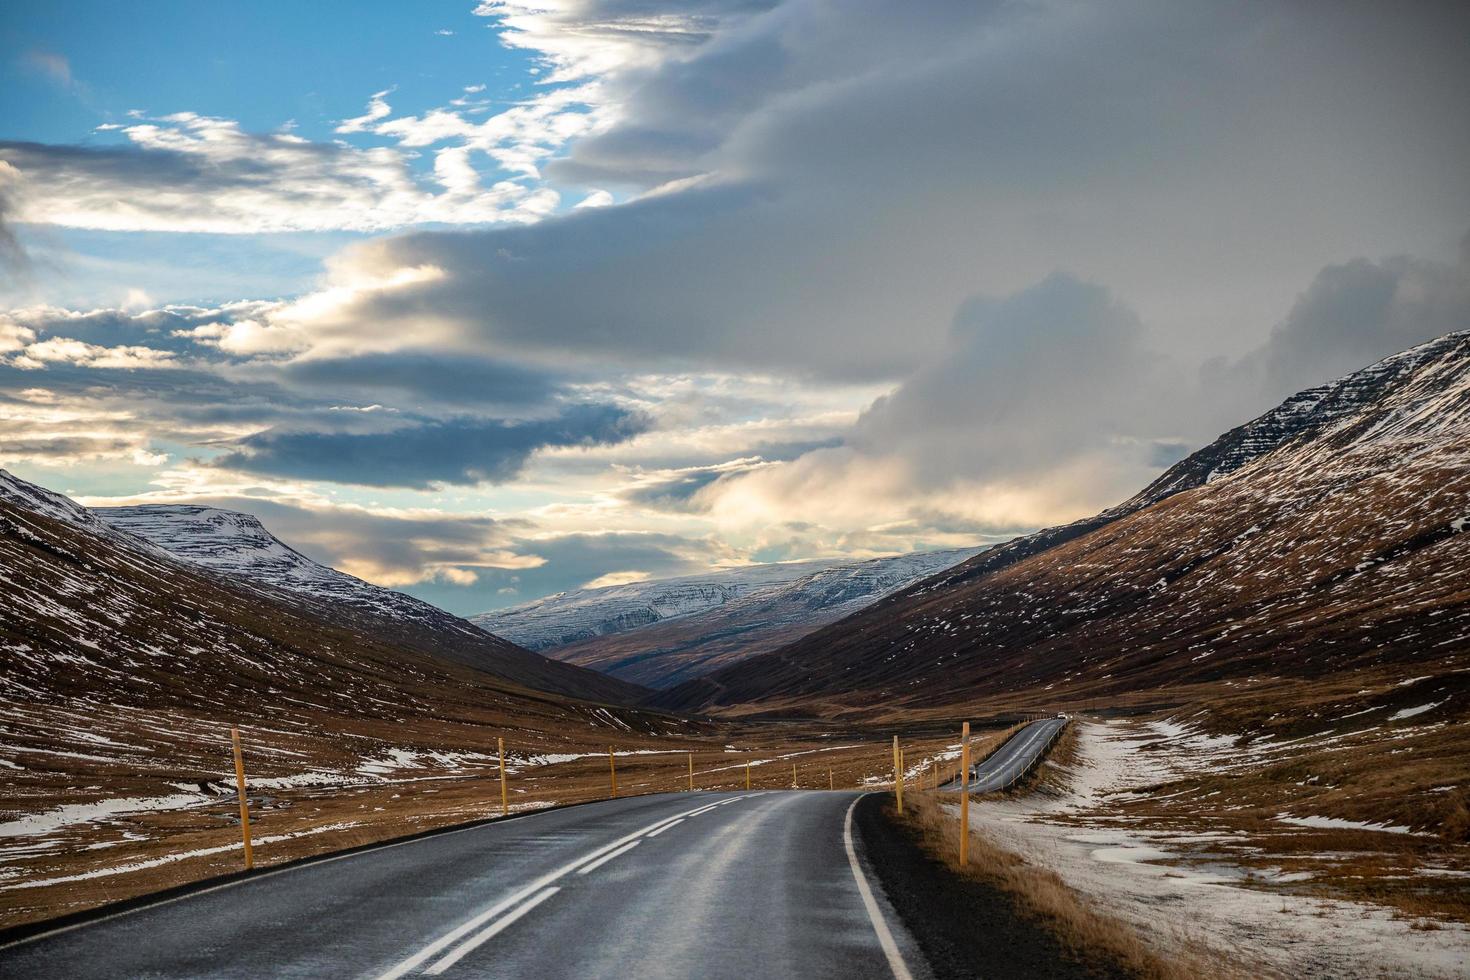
[424,887,560,976]
[577,840,641,874]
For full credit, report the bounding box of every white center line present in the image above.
[645,819,683,838]
[374,795,752,979]
[576,840,640,875]
[424,887,560,975]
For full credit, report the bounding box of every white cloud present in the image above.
[574,189,613,208]
[4,1,1469,604]
[1,112,565,233]
[2,3,744,239]
[581,569,652,589]
[0,389,168,467]
[473,1,735,84]
[335,87,395,134]
[0,316,35,352]
[171,318,303,356]
[11,336,178,370]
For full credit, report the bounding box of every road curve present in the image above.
[942,717,1067,794]
[0,790,927,980]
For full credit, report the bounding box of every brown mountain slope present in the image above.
[654,331,1470,717]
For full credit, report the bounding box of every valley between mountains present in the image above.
[2,333,1469,975]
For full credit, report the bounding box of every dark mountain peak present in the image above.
[1137,329,1470,504]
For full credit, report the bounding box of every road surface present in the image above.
[0,790,926,979]
[942,717,1067,793]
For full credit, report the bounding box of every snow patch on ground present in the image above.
[0,822,363,891]
[0,794,211,839]
[1274,813,1421,836]
[959,720,1469,978]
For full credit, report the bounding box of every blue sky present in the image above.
[2,1,529,145]
[1,2,1467,615]
[1,1,572,308]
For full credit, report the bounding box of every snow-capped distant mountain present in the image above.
[470,559,846,651]
[473,548,982,687]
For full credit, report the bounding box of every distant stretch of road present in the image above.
[942,716,1068,793]
[1,790,925,980]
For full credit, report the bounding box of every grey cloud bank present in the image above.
[314,0,1470,384]
[213,404,651,489]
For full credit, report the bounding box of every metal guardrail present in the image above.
[986,717,1068,792]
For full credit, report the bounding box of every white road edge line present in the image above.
[576,840,640,874]
[375,795,749,980]
[843,796,914,980]
[424,887,560,976]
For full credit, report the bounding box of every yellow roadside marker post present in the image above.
[892,735,903,815]
[609,746,618,799]
[745,762,751,790]
[688,752,695,792]
[792,761,797,789]
[828,767,834,790]
[960,722,971,865]
[498,737,509,817]
[230,727,253,870]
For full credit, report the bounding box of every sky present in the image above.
[1,0,1468,615]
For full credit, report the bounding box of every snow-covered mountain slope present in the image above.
[0,470,148,543]
[95,505,459,633]
[1135,330,1470,502]
[475,548,981,688]
[0,483,645,705]
[657,330,1470,715]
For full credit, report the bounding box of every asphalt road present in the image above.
[941,717,1067,793]
[0,790,927,980]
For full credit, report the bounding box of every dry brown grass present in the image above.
[901,791,1237,980]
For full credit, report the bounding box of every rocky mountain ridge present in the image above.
[476,548,980,688]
